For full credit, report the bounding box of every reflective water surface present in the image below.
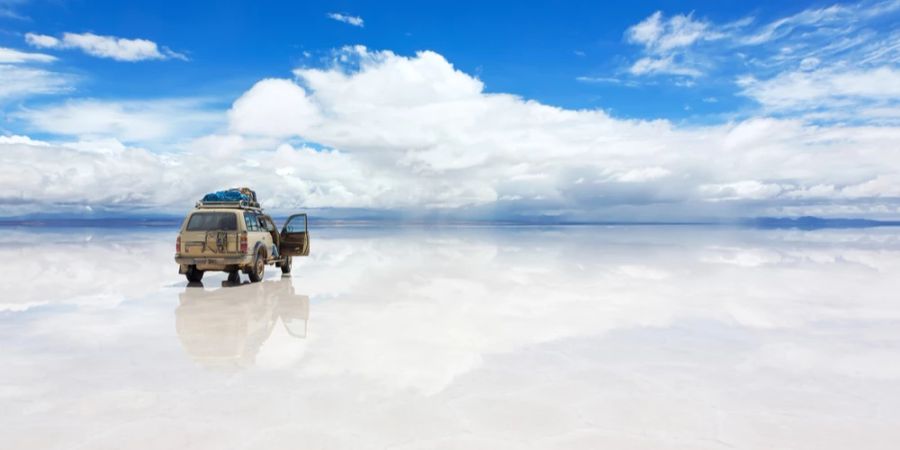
[2,226,900,449]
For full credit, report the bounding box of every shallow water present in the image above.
[2,225,899,449]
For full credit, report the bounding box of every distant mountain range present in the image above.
[739,216,900,229]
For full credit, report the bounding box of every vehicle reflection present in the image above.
[175,277,309,370]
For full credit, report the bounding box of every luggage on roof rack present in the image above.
[195,200,262,210]
[198,187,262,210]
[237,187,258,203]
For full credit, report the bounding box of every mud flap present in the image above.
[178,264,189,274]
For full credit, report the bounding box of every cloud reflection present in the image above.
[2,226,900,449]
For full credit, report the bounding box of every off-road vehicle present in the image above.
[174,190,309,283]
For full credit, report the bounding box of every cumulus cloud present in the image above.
[0,135,409,215]
[4,47,900,219]
[25,32,186,61]
[0,137,173,211]
[327,12,364,27]
[228,79,319,137]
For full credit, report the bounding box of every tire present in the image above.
[227,271,241,283]
[248,250,265,282]
[281,256,292,274]
[185,265,204,283]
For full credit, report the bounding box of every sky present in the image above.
[1,0,900,221]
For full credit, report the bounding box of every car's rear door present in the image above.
[279,214,309,256]
[180,211,241,257]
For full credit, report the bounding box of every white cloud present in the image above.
[0,46,70,100]
[228,79,319,137]
[627,11,665,47]
[626,11,713,53]
[24,33,59,48]
[327,12,364,27]
[742,4,847,45]
[575,76,622,84]
[799,57,820,70]
[14,99,223,142]
[738,66,900,120]
[630,55,701,77]
[575,75,641,88]
[0,64,71,99]
[624,11,718,77]
[4,47,900,219]
[699,181,785,201]
[0,137,173,212]
[621,0,900,85]
[0,136,414,215]
[723,0,900,120]
[25,32,186,61]
[614,167,671,183]
[0,47,55,63]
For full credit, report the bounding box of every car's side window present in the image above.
[284,215,307,233]
[244,213,259,231]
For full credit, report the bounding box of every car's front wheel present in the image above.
[280,256,292,274]
[185,265,204,282]
[248,250,265,282]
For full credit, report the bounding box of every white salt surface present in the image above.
[2,226,899,449]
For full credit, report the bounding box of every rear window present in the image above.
[186,212,238,231]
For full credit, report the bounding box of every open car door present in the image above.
[279,214,309,257]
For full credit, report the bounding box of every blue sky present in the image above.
[1,0,900,220]
[2,0,851,119]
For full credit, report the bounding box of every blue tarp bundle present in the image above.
[202,189,251,203]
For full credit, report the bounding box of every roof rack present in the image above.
[195,200,262,210]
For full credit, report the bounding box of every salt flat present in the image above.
[2,225,899,449]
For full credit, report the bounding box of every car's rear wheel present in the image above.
[185,265,204,282]
[248,250,265,282]
[281,256,292,274]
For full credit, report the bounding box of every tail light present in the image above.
[240,233,248,253]
[175,236,181,253]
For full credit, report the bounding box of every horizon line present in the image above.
[2,216,900,230]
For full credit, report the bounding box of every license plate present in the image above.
[196,259,221,265]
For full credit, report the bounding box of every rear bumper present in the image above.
[175,254,252,266]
